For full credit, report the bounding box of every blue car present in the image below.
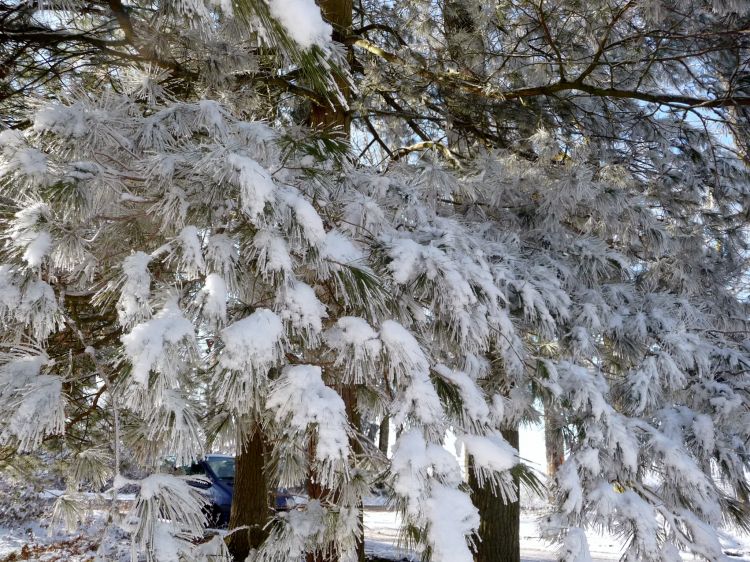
[182,454,295,527]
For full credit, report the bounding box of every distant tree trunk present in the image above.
[468,428,520,562]
[226,424,269,562]
[544,399,565,479]
[378,415,389,456]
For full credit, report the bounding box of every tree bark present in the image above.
[340,384,365,562]
[378,415,389,456]
[468,428,520,562]
[544,399,565,479]
[308,0,352,133]
[226,425,269,562]
[306,1,363,560]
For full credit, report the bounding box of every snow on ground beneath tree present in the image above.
[1,506,750,561]
[362,509,750,562]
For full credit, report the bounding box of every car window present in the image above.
[207,457,235,479]
[183,462,205,476]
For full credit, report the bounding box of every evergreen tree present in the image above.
[1,1,750,562]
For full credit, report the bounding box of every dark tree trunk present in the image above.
[468,428,520,562]
[226,425,269,562]
[339,384,366,562]
[378,415,389,456]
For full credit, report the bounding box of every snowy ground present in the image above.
[363,509,750,562]
[2,429,748,561]
[2,506,749,562]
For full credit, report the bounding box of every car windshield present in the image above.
[206,457,235,480]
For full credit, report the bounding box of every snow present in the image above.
[1,499,749,562]
[0,354,63,451]
[424,485,479,562]
[4,56,749,562]
[392,370,445,427]
[218,308,284,372]
[121,298,195,385]
[267,365,349,462]
[387,238,423,285]
[558,527,593,562]
[177,225,206,276]
[267,0,332,49]
[195,99,229,138]
[323,230,364,265]
[4,374,64,452]
[33,102,88,138]
[20,230,51,267]
[198,273,227,325]
[363,509,750,562]
[129,474,207,560]
[120,192,148,203]
[390,430,463,515]
[0,129,24,149]
[16,278,59,340]
[9,204,53,267]
[433,364,490,423]
[379,320,445,426]
[205,232,239,281]
[0,146,48,183]
[459,433,518,473]
[0,265,20,312]
[253,229,293,276]
[324,316,382,382]
[117,251,152,328]
[278,186,326,246]
[229,153,276,222]
[276,280,327,340]
[379,320,430,378]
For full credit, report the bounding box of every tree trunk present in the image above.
[226,425,269,562]
[340,384,366,562]
[378,415,389,456]
[544,399,565,479]
[468,428,520,562]
[306,2,363,561]
[308,0,352,133]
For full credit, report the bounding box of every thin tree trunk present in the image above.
[468,428,520,562]
[544,399,565,478]
[226,425,269,562]
[340,384,365,562]
[378,415,389,456]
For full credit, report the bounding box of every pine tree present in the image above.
[1,2,750,562]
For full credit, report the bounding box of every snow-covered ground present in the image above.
[363,509,750,562]
[1,429,747,562]
[2,506,749,562]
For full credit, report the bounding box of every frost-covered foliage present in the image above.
[0,92,528,561]
[1,1,750,560]
[3,84,747,561]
